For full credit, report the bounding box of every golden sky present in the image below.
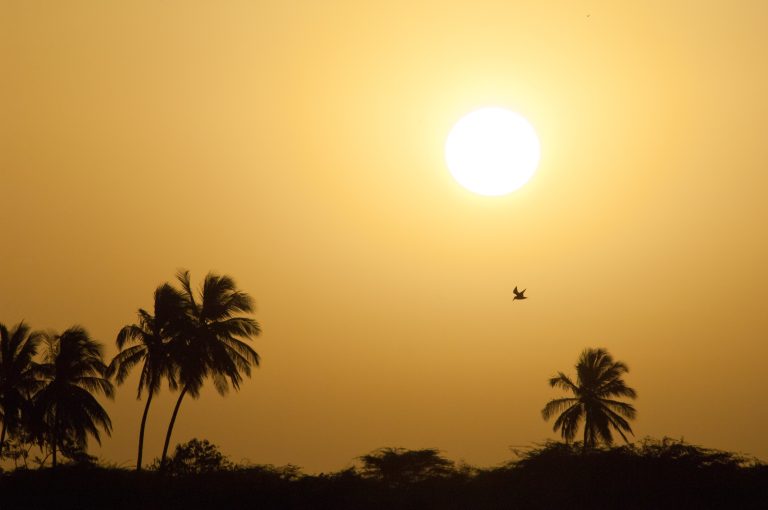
[2,0,768,472]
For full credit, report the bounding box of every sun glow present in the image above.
[445,107,541,196]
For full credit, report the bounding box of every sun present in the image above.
[445,107,541,196]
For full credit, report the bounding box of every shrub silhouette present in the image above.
[151,438,232,475]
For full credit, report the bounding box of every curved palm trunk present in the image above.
[0,420,7,457]
[136,392,154,471]
[160,385,188,471]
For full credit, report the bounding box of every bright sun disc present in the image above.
[445,107,541,196]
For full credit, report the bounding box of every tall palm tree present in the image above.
[107,284,185,471]
[0,322,44,457]
[159,270,261,469]
[35,327,114,467]
[541,347,637,449]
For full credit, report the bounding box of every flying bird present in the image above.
[513,286,527,301]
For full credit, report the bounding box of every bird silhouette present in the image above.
[513,286,527,301]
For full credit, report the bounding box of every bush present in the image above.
[151,438,232,475]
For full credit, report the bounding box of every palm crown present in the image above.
[35,327,114,466]
[159,270,261,468]
[542,348,637,448]
[0,322,44,454]
[109,283,185,397]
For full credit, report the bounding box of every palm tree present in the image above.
[0,322,44,457]
[107,284,185,470]
[159,270,261,470]
[541,347,637,449]
[35,327,114,467]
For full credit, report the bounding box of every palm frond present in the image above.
[211,317,261,341]
[116,324,148,350]
[541,397,579,420]
[553,401,583,443]
[75,376,115,398]
[215,334,260,366]
[600,398,637,419]
[211,372,232,395]
[176,269,198,311]
[597,378,638,399]
[600,404,634,437]
[107,344,147,382]
[548,372,578,393]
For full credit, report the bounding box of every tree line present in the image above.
[3,437,765,509]
[1,268,640,471]
[0,270,260,470]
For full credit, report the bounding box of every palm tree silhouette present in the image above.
[35,327,114,467]
[159,270,261,470]
[0,322,44,457]
[107,284,185,471]
[541,348,637,449]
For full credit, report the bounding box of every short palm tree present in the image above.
[35,327,114,467]
[159,270,261,469]
[108,283,185,470]
[542,347,637,449]
[0,322,44,456]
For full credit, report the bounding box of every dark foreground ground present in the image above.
[2,440,767,510]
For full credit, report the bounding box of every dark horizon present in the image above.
[3,438,767,510]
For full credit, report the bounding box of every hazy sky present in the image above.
[2,1,768,472]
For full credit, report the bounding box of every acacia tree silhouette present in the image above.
[159,270,261,471]
[107,283,185,471]
[541,347,637,449]
[0,322,44,458]
[35,327,114,467]
[359,447,455,485]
